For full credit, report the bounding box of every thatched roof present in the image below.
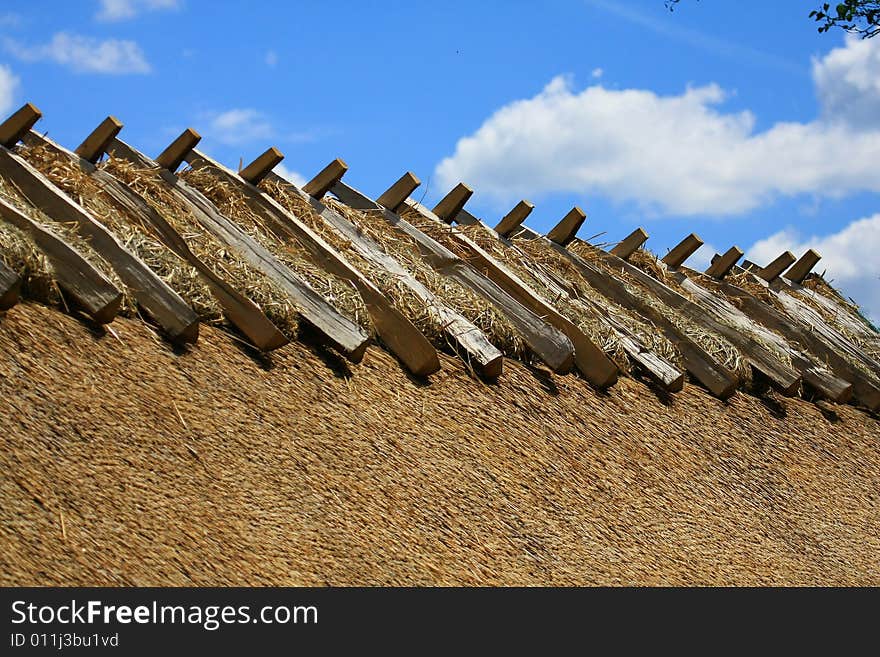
[2,303,879,585]
[1,103,880,585]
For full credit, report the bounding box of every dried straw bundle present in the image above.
[794,279,880,361]
[100,156,303,335]
[18,143,222,321]
[420,218,640,370]
[0,175,127,311]
[307,195,527,358]
[0,220,60,305]
[568,242,751,380]
[179,168,369,333]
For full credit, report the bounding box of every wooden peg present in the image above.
[610,227,649,260]
[303,158,348,199]
[75,116,123,164]
[155,128,201,172]
[432,183,473,223]
[662,233,703,269]
[546,206,586,246]
[377,171,421,212]
[239,146,284,185]
[0,103,42,148]
[756,251,796,282]
[494,200,534,237]
[784,248,821,284]
[705,245,743,279]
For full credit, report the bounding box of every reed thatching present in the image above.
[3,302,880,586]
[0,219,60,306]
[99,156,305,336]
[179,167,369,333]
[569,242,751,380]
[0,174,128,313]
[303,194,528,359]
[18,143,222,321]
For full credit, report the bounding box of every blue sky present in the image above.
[1,0,879,321]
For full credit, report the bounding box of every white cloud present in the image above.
[0,65,19,116]
[435,37,880,217]
[3,32,151,74]
[748,215,880,324]
[203,109,274,146]
[275,163,306,188]
[265,50,278,67]
[591,67,603,79]
[96,0,179,21]
[813,36,880,128]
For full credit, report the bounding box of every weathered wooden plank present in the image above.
[185,149,441,377]
[493,200,534,238]
[264,171,503,377]
[535,237,737,398]
[405,199,618,388]
[454,207,682,390]
[75,116,123,164]
[610,228,649,260]
[0,103,41,149]
[756,251,796,283]
[155,128,200,173]
[106,137,368,360]
[239,147,284,186]
[671,270,850,402]
[785,249,821,284]
[593,244,802,394]
[604,248,801,394]
[0,145,199,342]
[433,183,473,224]
[0,197,122,323]
[662,233,703,269]
[705,246,743,280]
[0,258,20,310]
[705,273,880,410]
[376,172,421,213]
[546,207,587,247]
[303,158,347,200]
[330,179,576,373]
[23,130,288,350]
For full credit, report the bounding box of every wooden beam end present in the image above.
[432,182,474,223]
[303,158,348,199]
[155,128,201,172]
[75,116,124,164]
[239,146,285,185]
[661,233,704,269]
[0,102,43,149]
[546,206,588,246]
[377,171,421,212]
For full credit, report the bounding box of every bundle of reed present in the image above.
[412,215,629,372]
[271,190,527,359]
[17,143,221,320]
[99,156,304,335]
[568,242,752,380]
[0,175,125,311]
[178,168,369,333]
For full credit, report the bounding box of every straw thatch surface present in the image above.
[2,301,879,586]
[0,174,128,313]
[179,168,369,333]
[17,143,221,321]
[99,156,305,335]
[303,195,527,359]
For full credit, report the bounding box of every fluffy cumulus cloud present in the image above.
[96,0,180,22]
[435,38,880,217]
[202,109,274,146]
[274,163,306,188]
[3,32,151,74]
[748,215,880,324]
[0,64,19,116]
